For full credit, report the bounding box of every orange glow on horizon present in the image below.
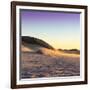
[42,37,80,50]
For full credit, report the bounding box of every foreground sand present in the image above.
[20,51,80,79]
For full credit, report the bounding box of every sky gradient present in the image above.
[20,9,80,49]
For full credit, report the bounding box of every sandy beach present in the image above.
[20,51,80,79]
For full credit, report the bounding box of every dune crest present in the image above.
[36,48,80,57]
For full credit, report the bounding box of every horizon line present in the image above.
[21,35,80,51]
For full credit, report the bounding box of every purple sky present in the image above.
[20,9,80,49]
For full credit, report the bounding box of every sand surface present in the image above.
[20,52,80,79]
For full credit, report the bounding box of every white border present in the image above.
[16,6,85,85]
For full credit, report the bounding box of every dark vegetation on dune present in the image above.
[21,36,80,54]
[58,49,80,54]
[22,36,54,50]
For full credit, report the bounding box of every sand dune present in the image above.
[36,48,80,58]
[21,45,33,52]
[22,44,80,57]
[20,36,80,79]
